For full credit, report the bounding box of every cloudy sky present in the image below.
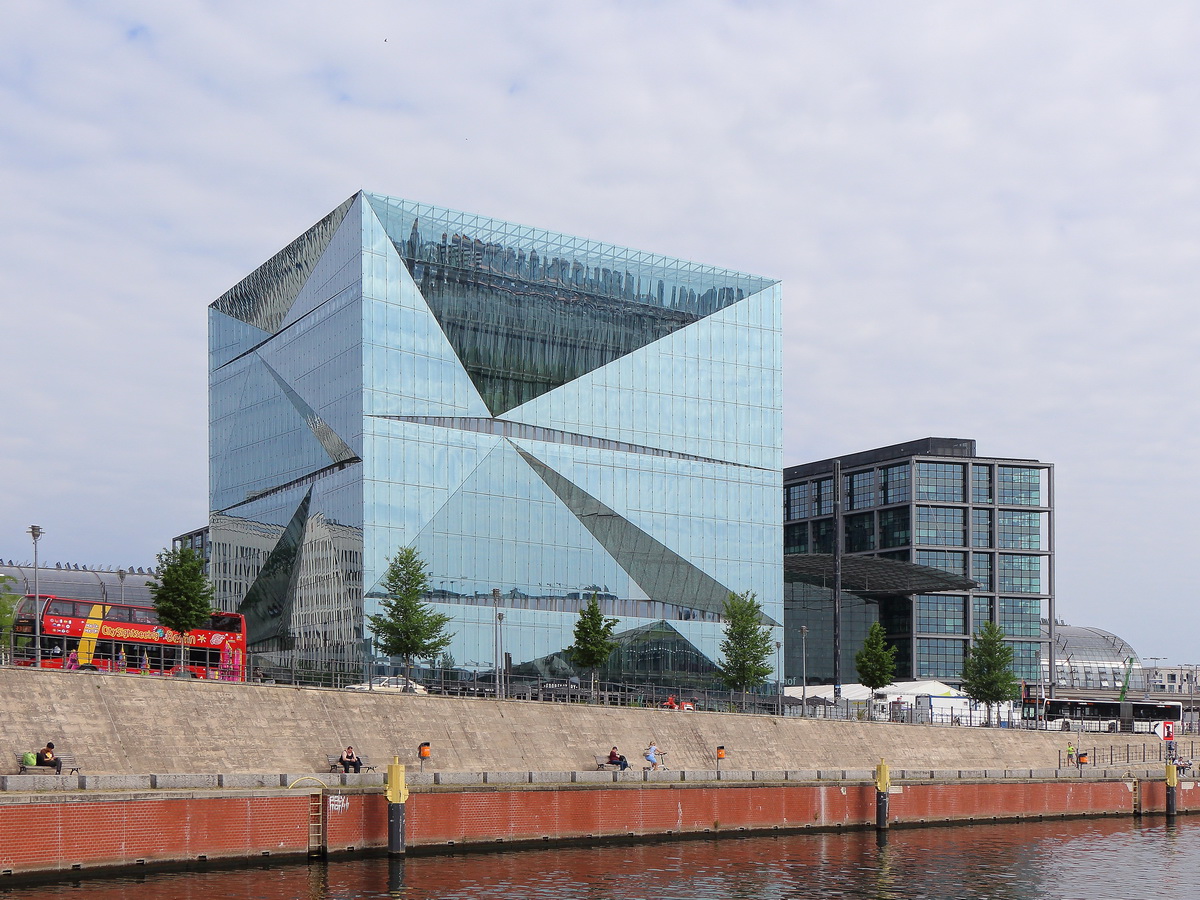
[2,2,1197,662]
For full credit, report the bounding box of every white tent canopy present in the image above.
[784,680,967,702]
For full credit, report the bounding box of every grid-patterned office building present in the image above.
[783,438,1053,686]
[209,192,782,682]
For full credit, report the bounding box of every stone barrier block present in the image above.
[484,771,531,784]
[786,770,819,782]
[646,769,682,782]
[816,769,843,780]
[1056,768,1080,778]
[217,773,278,789]
[958,769,985,779]
[753,770,787,782]
[83,774,152,791]
[682,770,718,782]
[342,772,386,787]
[716,769,754,782]
[897,770,933,780]
[1,774,82,792]
[435,772,484,785]
[404,771,435,785]
[1005,769,1032,779]
[530,771,573,784]
[572,770,616,784]
[1029,768,1058,779]
[984,769,1007,780]
[842,769,874,781]
[151,774,219,790]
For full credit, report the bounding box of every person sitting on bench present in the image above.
[339,746,362,773]
[36,742,62,774]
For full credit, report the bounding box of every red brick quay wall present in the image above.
[1,777,1197,882]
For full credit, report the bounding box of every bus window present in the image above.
[211,614,241,633]
[105,606,133,622]
[131,607,159,624]
[47,600,76,616]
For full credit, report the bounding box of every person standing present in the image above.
[1066,742,1076,767]
[339,746,362,773]
[644,741,664,770]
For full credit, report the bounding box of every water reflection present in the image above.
[7,817,1199,899]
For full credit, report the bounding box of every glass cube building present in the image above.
[783,438,1054,688]
[209,192,782,682]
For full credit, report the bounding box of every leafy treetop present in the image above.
[855,621,897,692]
[716,591,775,693]
[147,546,214,637]
[960,620,1020,720]
[367,547,453,669]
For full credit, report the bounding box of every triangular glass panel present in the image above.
[363,193,776,415]
[504,283,782,470]
[238,488,312,650]
[516,448,770,621]
[211,194,355,334]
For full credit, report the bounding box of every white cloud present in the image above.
[1,0,1198,659]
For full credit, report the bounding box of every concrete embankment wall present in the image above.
[0,667,1173,775]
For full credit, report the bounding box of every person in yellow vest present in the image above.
[1066,742,1076,767]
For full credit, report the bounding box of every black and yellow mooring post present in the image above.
[1166,760,1178,819]
[387,756,409,855]
[875,758,890,831]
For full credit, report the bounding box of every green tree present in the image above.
[960,620,1020,726]
[0,574,20,637]
[855,621,897,719]
[566,593,618,698]
[147,546,215,677]
[366,547,452,690]
[716,591,774,693]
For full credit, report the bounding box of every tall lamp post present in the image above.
[117,568,126,604]
[28,525,44,667]
[492,587,503,701]
[800,625,808,718]
[775,640,783,716]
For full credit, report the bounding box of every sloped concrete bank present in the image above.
[0,668,1170,775]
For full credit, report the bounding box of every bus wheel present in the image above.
[79,665,98,672]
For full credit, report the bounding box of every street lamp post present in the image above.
[28,525,44,667]
[492,587,503,700]
[776,640,783,716]
[117,568,126,604]
[800,625,808,718]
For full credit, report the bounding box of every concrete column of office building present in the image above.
[205,192,783,686]
[782,438,1055,694]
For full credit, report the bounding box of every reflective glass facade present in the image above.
[209,192,782,682]
[783,438,1054,687]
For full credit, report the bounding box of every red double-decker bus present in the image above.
[11,595,247,680]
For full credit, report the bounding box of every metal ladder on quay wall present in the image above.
[308,791,325,857]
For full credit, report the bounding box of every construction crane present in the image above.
[1118,656,1135,701]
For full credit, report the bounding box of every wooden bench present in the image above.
[14,752,81,775]
[326,754,376,773]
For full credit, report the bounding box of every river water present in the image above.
[7,816,1196,899]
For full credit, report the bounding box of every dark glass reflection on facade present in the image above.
[783,438,1053,687]
[209,192,782,682]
